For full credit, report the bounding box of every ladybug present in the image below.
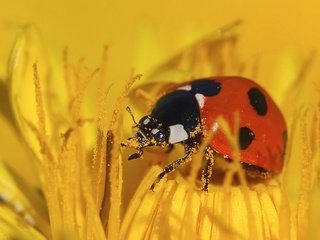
[124,77,287,191]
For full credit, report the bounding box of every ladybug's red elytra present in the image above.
[123,77,287,191]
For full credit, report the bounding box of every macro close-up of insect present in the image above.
[1,1,320,238]
[123,76,287,191]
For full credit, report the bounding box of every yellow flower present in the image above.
[0,5,319,240]
[120,166,291,239]
[119,21,320,240]
[1,25,108,239]
[0,24,141,239]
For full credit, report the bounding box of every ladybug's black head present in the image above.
[126,115,169,160]
[137,115,169,144]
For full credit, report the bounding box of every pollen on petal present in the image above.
[120,166,292,240]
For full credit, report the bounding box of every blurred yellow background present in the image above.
[2,0,320,209]
[1,0,320,92]
[1,2,320,238]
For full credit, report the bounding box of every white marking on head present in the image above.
[143,118,150,125]
[168,124,188,144]
[211,122,219,133]
[195,93,205,108]
[178,85,192,91]
[151,128,159,135]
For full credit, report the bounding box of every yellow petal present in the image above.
[0,112,39,187]
[120,166,293,240]
[7,25,51,159]
[0,158,49,237]
[0,206,45,240]
[0,114,50,231]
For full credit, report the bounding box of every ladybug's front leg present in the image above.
[201,146,215,191]
[150,142,197,191]
[165,144,174,154]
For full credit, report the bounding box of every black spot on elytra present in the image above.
[281,130,288,160]
[239,127,255,150]
[248,87,267,116]
[191,79,221,96]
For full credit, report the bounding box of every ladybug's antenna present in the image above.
[126,106,138,125]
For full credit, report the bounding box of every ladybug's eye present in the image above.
[151,128,166,142]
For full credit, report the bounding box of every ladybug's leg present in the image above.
[150,143,196,191]
[201,146,215,191]
[150,153,192,191]
[165,144,175,153]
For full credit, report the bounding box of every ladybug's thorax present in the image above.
[134,79,223,147]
